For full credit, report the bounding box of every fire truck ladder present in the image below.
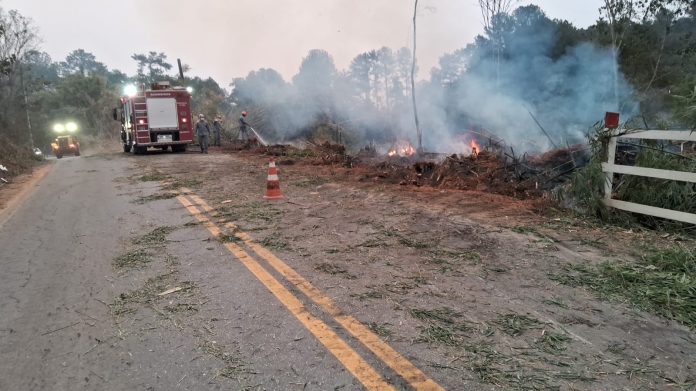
[133,99,149,141]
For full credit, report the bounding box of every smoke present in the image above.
[419,8,637,153]
[232,6,637,154]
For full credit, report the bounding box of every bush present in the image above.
[0,134,35,177]
[566,125,696,228]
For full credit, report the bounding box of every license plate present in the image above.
[157,134,173,142]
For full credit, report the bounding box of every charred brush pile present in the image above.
[367,147,587,199]
[262,140,589,200]
[264,141,357,167]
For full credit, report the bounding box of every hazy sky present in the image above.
[3,0,604,87]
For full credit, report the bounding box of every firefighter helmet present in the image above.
[199,114,204,118]
[241,111,247,117]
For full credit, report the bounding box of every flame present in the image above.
[470,139,480,156]
[387,141,417,157]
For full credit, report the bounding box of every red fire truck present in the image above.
[114,82,193,154]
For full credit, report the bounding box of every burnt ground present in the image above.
[136,147,695,390]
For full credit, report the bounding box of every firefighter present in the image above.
[238,111,250,144]
[195,114,210,154]
[212,116,222,147]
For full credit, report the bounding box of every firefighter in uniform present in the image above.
[195,114,210,154]
[212,116,222,147]
[238,111,250,145]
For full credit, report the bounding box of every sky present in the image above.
[2,0,604,87]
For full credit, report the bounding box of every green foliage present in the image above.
[551,246,696,329]
[615,148,696,226]
[564,124,612,219]
[131,51,172,84]
[672,82,696,129]
[566,123,695,227]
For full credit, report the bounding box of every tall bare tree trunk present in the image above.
[18,62,34,149]
[411,0,422,152]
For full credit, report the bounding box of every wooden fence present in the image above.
[602,130,696,224]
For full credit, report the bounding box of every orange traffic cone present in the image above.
[263,158,283,200]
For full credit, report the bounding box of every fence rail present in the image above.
[602,129,696,224]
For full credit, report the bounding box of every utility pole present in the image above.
[411,0,422,153]
[19,62,35,149]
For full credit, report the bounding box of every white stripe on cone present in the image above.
[267,174,279,181]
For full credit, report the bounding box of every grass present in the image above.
[542,297,569,309]
[293,176,327,188]
[258,235,289,250]
[536,331,571,354]
[161,178,202,190]
[133,226,177,245]
[112,248,151,269]
[381,228,434,249]
[132,192,178,204]
[493,313,542,337]
[367,322,392,338]
[218,201,284,223]
[511,225,554,243]
[410,307,460,324]
[350,290,386,301]
[411,307,473,346]
[109,272,191,315]
[286,149,315,159]
[418,325,462,346]
[199,340,248,380]
[163,303,199,313]
[217,233,241,243]
[315,263,356,279]
[551,246,696,329]
[139,172,170,182]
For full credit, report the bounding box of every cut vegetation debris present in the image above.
[110,273,182,315]
[551,246,696,329]
[133,226,177,245]
[314,262,356,279]
[139,172,170,182]
[493,313,543,336]
[132,192,178,204]
[536,331,572,353]
[113,226,179,270]
[112,248,151,269]
[199,340,249,380]
[411,307,473,346]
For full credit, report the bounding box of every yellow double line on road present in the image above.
[176,192,444,391]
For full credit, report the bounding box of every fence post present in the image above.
[604,130,618,201]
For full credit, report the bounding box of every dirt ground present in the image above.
[136,147,695,391]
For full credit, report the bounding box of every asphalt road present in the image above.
[0,153,406,390]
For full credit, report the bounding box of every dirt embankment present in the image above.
[0,135,35,178]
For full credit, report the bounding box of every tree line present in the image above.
[1,2,695,156]
[0,6,229,152]
[229,2,696,150]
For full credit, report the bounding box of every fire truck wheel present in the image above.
[123,143,130,153]
[133,146,147,154]
[172,145,187,153]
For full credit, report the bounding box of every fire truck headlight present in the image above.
[53,124,65,133]
[186,86,193,94]
[124,84,138,97]
[65,122,78,132]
